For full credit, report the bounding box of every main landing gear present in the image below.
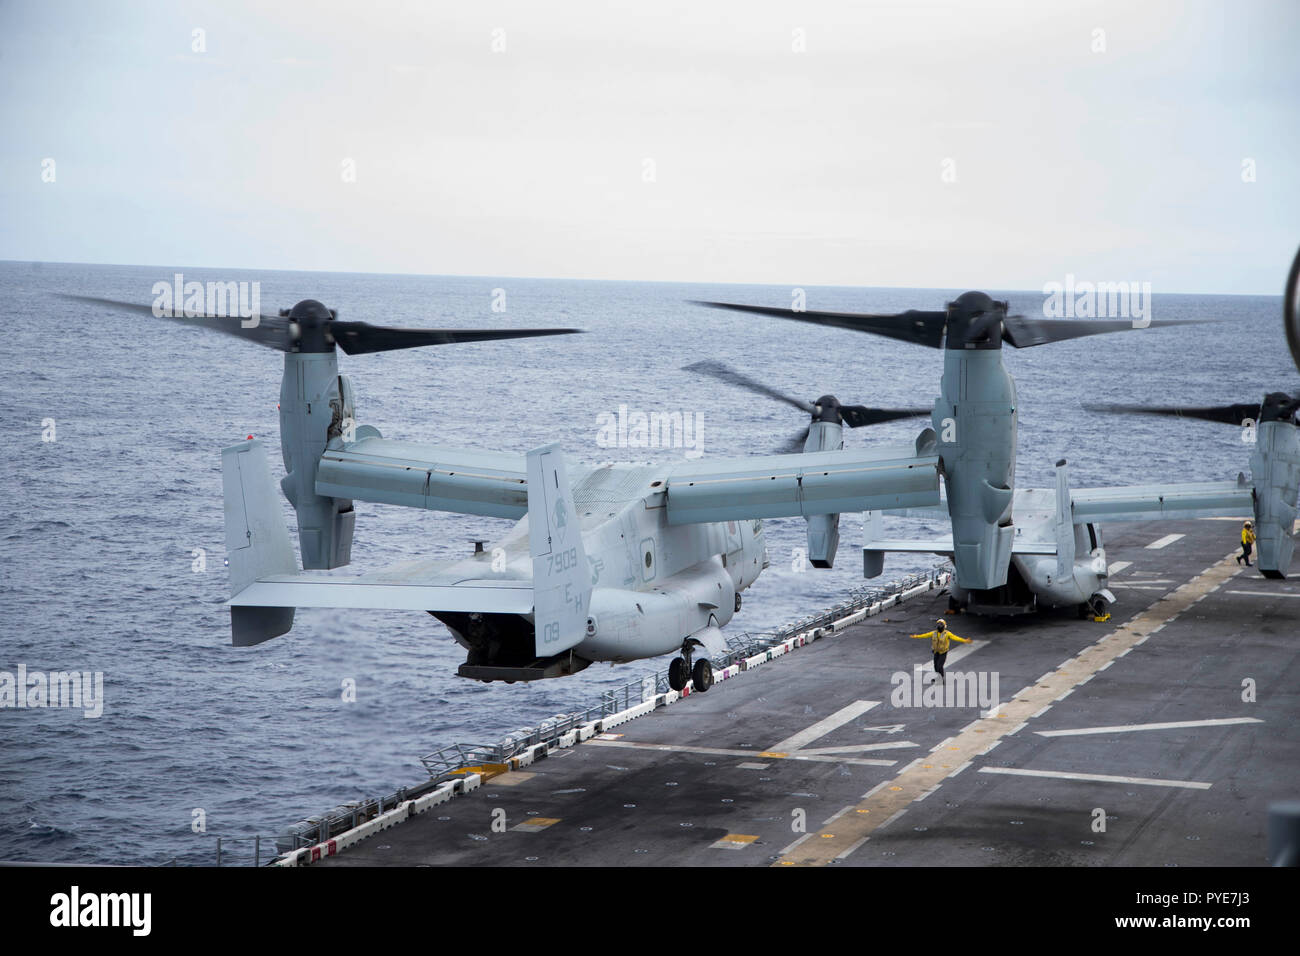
[1077,593,1110,621]
[668,640,714,693]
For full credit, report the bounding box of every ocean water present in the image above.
[0,261,1291,865]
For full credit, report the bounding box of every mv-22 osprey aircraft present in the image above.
[72,294,937,690]
[697,264,1300,618]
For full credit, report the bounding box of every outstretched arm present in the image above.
[949,632,970,643]
[909,631,935,640]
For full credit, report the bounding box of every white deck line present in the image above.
[978,766,1211,790]
[1035,717,1263,738]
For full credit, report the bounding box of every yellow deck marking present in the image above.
[488,771,536,786]
[711,833,758,849]
[511,817,561,833]
[448,763,509,781]
[773,548,1244,867]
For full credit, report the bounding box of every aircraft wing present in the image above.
[1070,478,1253,523]
[872,478,1253,531]
[860,472,1256,582]
[879,495,949,519]
[314,429,941,526]
[863,536,1057,556]
[316,431,534,519]
[662,436,940,525]
[314,431,602,521]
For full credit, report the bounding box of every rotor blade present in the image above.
[1002,314,1209,349]
[840,405,932,428]
[330,322,583,355]
[774,425,811,455]
[682,359,814,413]
[63,294,583,355]
[1286,243,1300,375]
[1083,402,1262,427]
[62,294,294,351]
[692,301,949,349]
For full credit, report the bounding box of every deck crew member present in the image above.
[1237,520,1256,567]
[909,619,969,682]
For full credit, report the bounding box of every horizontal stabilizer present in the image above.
[230,577,532,612]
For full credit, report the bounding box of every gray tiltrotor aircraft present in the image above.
[75,294,944,688]
[1086,247,1300,582]
[697,288,1299,616]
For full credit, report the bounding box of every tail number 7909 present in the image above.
[547,547,579,575]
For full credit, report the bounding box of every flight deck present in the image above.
[300,517,1298,867]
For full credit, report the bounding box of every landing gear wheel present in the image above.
[692,658,714,692]
[668,657,688,692]
[734,593,742,613]
[1077,602,1091,620]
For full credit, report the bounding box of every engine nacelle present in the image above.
[936,348,1017,589]
[1250,419,1300,578]
[279,353,356,570]
[803,418,844,567]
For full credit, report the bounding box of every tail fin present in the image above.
[1251,420,1300,578]
[526,444,591,657]
[223,439,297,646]
[1054,459,1076,579]
[862,510,885,578]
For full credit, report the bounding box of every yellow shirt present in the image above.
[1242,527,1256,545]
[910,629,969,654]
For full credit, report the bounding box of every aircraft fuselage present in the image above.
[429,462,767,677]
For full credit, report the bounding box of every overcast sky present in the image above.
[2,0,1296,293]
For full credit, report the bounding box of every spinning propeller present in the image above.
[1085,246,1300,428]
[1084,393,1300,428]
[63,294,582,354]
[694,290,1204,351]
[683,359,929,453]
